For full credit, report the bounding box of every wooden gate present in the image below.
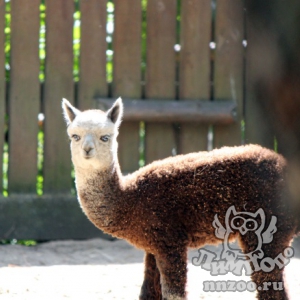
[0,0,275,240]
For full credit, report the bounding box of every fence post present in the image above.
[78,0,107,111]
[179,0,212,153]
[145,0,177,163]
[8,0,40,193]
[113,0,141,173]
[43,0,74,193]
[213,0,244,148]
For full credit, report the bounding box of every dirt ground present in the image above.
[0,238,299,300]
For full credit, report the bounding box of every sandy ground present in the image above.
[0,238,299,300]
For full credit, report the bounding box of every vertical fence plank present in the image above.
[0,0,4,193]
[244,12,274,148]
[44,0,74,193]
[8,0,40,193]
[179,0,211,154]
[213,0,244,148]
[78,0,107,111]
[113,0,141,173]
[145,0,176,163]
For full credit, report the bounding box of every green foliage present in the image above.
[139,122,145,167]
[274,137,278,153]
[0,239,37,246]
[241,119,245,144]
[39,2,46,82]
[73,10,81,82]
[141,0,147,78]
[37,130,44,196]
[107,1,114,83]
[4,1,10,81]
[2,143,8,197]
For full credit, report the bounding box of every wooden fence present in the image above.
[0,0,275,240]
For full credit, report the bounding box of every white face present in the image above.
[62,98,123,171]
[67,110,118,170]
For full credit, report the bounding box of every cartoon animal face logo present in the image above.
[230,215,258,235]
[213,206,277,261]
[227,208,265,236]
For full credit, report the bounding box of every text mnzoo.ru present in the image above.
[203,280,283,292]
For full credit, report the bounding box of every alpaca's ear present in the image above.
[106,97,123,126]
[62,98,81,125]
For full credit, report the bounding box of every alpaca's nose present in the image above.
[84,146,93,155]
[82,142,94,155]
[82,135,95,156]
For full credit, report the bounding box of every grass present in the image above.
[0,239,37,246]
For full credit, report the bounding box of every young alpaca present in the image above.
[62,98,298,300]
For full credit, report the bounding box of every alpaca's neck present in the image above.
[74,162,129,237]
[74,162,122,193]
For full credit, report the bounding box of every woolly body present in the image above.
[62,98,298,300]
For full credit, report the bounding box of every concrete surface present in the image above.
[0,238,299,299]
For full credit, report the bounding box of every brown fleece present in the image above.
[77,144,298,300]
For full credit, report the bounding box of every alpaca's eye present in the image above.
[72,134,80,142]
[100,135,110,142]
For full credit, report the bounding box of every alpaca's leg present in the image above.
[155,248,187,300]
[239,230,293,300]
[139,252,162,300]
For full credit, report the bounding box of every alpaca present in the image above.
[62,97,299,300]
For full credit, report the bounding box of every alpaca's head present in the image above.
[62,98,123,171]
